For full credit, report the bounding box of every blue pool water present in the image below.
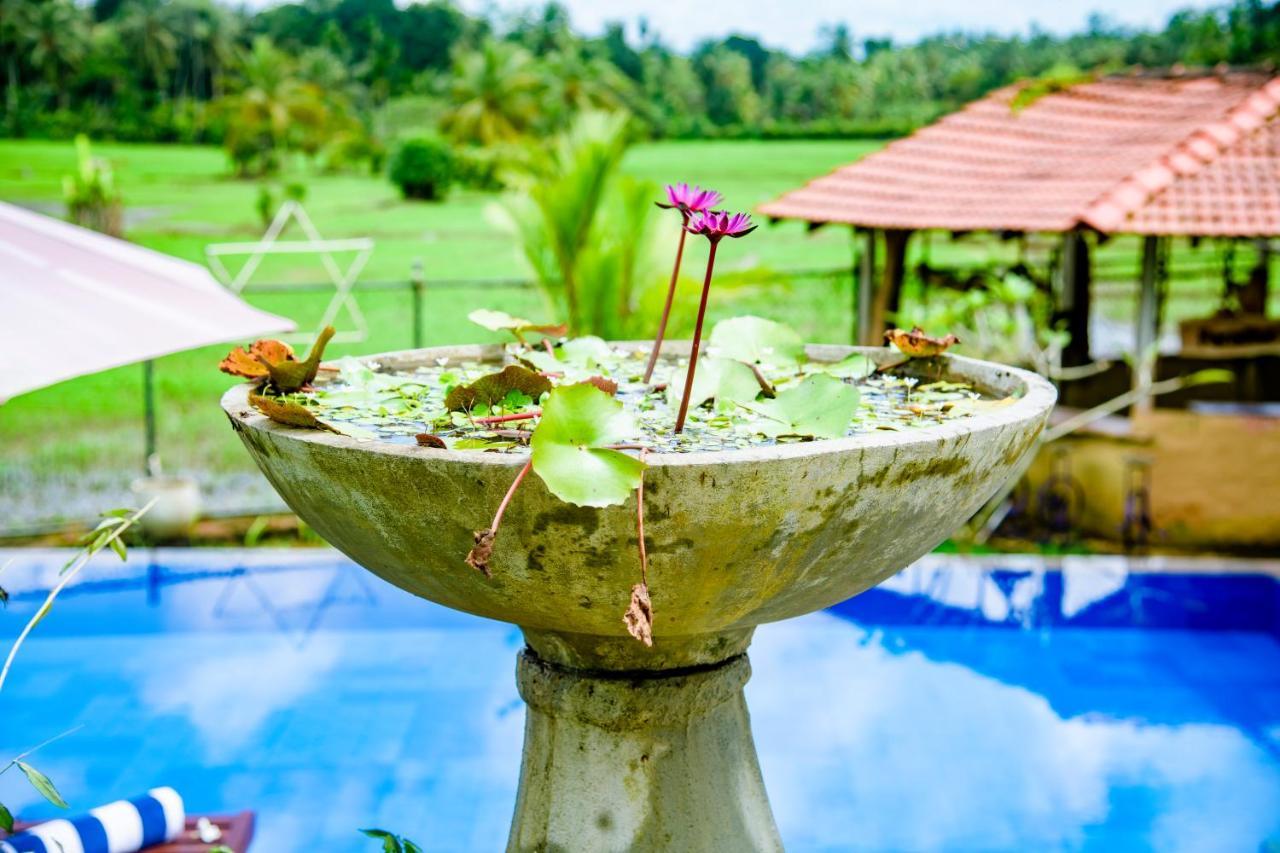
[2,549,1279,852]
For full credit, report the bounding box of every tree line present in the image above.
[2,0,1277,168]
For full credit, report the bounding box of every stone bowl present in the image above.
[221,341,1055,670]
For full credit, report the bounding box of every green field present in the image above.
[0,137,1251,530]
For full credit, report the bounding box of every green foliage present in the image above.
[741,374,861,439]
[530,383,646,507]
[388,135,456,201]
[62,134,122,236]
[665,356,761,412]
[360,828,423,853]
[16,762,68,809]
[709,316,805,368]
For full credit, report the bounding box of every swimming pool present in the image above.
[2,549,1279,851]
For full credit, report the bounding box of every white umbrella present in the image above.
[0,201,294,402]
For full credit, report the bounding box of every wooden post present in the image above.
[143,359,157,475]
[869,229,911,343]
[1133,235,1161,418]
[857,228,876,345]
[410,257,425,349]
[1056,231,1092,366]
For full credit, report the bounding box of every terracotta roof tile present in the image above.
[760,72,1280,237]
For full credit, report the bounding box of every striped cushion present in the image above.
[1,788,184,853]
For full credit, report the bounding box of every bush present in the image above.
[388,136,457,201]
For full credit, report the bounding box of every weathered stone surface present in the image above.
[223,342,1054,851]
[222,342,1055,670]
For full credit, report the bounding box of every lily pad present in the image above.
[445,365,553,411]
[740,374,861,439]
[559,336,615,369]
[709,316,805,367]
[811,353,876,380]
[530,383,646,507]
[468,309,566,341]
[665,356,761,412]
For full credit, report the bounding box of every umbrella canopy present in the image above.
[0,202,294,401]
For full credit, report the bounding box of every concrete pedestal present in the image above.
[508,649,782,853]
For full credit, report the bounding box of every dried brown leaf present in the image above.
[249,393,342,433]
[220,339,295,380]
[415,433,447,448]
[445,364,554,412]
[582,376,619,396]
[884,326,960,358]
[623,582,653,647]
[466,529,495,577]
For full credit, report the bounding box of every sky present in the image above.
[455,0,1222,54]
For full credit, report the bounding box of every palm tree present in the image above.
[440,40,546,146]
[0,0,32,117]
[22,0,88,107]
[117,0,178,98]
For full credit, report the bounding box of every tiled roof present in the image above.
[760,72,1280,237]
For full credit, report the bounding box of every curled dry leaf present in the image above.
[249,392,342,434]
[885,326,960,358]
[623,582,653,647]
[415,433,447,448]
[466,529,496,577]
[220,339,295,381]
[260,326,335,393]
[445,365,553,412]
[582,376,618,396]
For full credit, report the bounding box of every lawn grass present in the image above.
[0,137,1261,530]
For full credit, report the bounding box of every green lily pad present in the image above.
[709,316,805,367]
[740,374,861,439]
[445,365,553,411]
[468,309,566,341]
[665,356,761,412]
[530,383,646,507]
[559,336,615,369]
[811,353,876,380]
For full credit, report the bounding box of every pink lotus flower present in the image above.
[656,183,722,214]
[685,210,757,242]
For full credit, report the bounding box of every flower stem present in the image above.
[490,460,532,537]
[674,240,719,434]
[473,410,541,425]
[643,214,690,384]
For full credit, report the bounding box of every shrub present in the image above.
[63,135,123,237]
[388,136,457,201]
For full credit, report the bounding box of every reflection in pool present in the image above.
[1,549,1278,851]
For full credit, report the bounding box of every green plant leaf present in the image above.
[16,762,68,809]
[559,336,614,369]
[444,365,552,411]
[0,801,13,833]
[468,309,566,341]
[665,357,760,411]
[249,393,343,434]
[811,353,876,380]
[531,383,646,507]
[709,316,805,367]
[741,374,860,439]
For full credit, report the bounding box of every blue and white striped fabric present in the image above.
[1,787,184,853]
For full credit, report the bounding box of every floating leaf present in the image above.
[219,339,295,381]
[465,529,495,577]
[665,356,760,411]
[468,309,566,342]
[249,393,342,434]
[812,353,876,380]
[17,762,68,809]
[583,376,618,396]
[445,365,552,412]
[559,336,614,369]
[710,316,805,367]
[885,326,960,358]
[623,582,653,647]
[530,384,646,507]
[741,374,861,439]
[415,433,446,448]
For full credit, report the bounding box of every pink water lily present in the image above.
[643,182,725,384]
[674,209,758,434]
[656,182,722,214]
[685,210,757,242]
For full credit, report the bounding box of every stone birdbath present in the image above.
[222,341,1055,852]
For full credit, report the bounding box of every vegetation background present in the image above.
[2,0,1277,532]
